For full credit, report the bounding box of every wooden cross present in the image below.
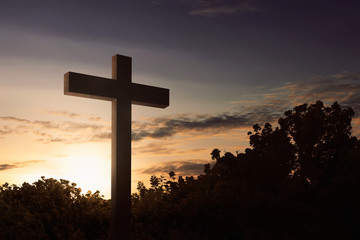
[64,54,169,239]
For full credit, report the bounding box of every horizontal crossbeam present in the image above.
[64,72,169,108]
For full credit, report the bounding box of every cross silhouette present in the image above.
[64,54,169,239]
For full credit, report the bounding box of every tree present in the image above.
[278,101,357,186]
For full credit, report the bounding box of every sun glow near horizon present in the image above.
[58,143,111,197]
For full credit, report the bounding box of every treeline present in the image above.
[0,177,110,240]
[1,101,360,239]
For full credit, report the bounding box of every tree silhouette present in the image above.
[278,101,357,186]
[132,101,360,239]
[0,177,110,240]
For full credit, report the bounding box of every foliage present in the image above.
[131,101,360,239]
[0,177,110,240]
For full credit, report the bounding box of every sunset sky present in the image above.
[1,0,360,197]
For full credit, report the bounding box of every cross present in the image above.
[64,54,169,239]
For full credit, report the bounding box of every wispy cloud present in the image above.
[275,72,360,114]
[150,0,259,17]
[230,100,257,104]
[189,0,259,17]
[0,116,110,144]
[135,159,210,176]
[0,160,45,171]
[133,142,206,155]
[48,111,81,118]
[48,111,107,123]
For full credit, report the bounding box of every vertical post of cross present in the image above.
[111,55,132,239]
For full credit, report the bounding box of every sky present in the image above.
[1,0,360,197]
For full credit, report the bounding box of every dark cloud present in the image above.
[132,113,253,141]
[131,102,285,142]
[0,160,45,171]
[0,164,14,171]
[0,117,30,123]
[136,160,210,176]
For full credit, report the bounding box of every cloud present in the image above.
[88,116,103,122]
[48,111,81,118]
[150,0,259,17]
[189,0,259,17]
[0,116,110,144]
[48,111,107,123]
[136,159,210,176]
[132,113,252,141]
[0,117,30,123]
[0,164,14,171]
[133,142,177,155]
[93,132,111,140]
[275,72,360,115]
[133,142,206,155]
[131,101,286,142]
[0,160,45,171]
[230,100,257,104]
